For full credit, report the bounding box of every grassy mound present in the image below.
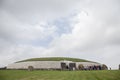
[17,57,93,63]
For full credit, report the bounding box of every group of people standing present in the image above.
[84,65,102,70]
[78,64,108,70]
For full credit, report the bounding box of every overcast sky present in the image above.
[0,0,120,69]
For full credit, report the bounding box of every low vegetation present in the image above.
[16,57,94,63]
[0,70,120,80]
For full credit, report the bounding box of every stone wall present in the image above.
[7,61,61,69]
[7,61,102,70]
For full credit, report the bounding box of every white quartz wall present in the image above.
[7,61,102,69]
[7,61,61,69]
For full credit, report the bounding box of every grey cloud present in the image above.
[1,0,81,24]
[0,0,81,42]
[46,0,120,69]
[0,8,26,38]
[0,0,120,69]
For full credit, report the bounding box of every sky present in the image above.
[0,0,120,69]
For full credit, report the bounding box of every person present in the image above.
[98,65,101,70]
[109,67,111,70]
[119,64,120,70]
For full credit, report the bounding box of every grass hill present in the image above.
[16,57,94,63]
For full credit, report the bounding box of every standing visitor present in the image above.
[119,64,120,70]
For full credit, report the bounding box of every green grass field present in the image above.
[16,57,92,63]
[0,70,120,80]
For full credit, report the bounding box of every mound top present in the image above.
[16,57,95,63]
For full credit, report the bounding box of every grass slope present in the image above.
[17,57,93,63]
[0,70,120,80]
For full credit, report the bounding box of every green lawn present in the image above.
[16,57,92,63]
[0,70,120,80]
